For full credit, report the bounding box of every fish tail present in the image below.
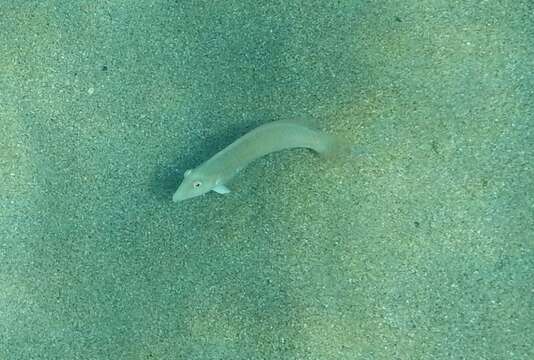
[319,133,367,163]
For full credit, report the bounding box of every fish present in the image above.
[172,120,342,202]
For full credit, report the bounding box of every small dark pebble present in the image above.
[394,16,402,22]
[102,65,108,71]
[414,221,420,228]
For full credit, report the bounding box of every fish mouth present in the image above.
[172,191,182,202]
[172,190,190,202]
[172,187,200,202]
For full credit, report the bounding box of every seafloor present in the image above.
[1,1,533,359]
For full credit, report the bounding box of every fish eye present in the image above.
[192,181,202,188]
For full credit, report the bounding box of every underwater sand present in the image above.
[1,1,533,359]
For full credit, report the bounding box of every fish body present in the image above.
[173,120,337,202]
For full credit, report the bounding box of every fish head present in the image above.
[172,168,216,202]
